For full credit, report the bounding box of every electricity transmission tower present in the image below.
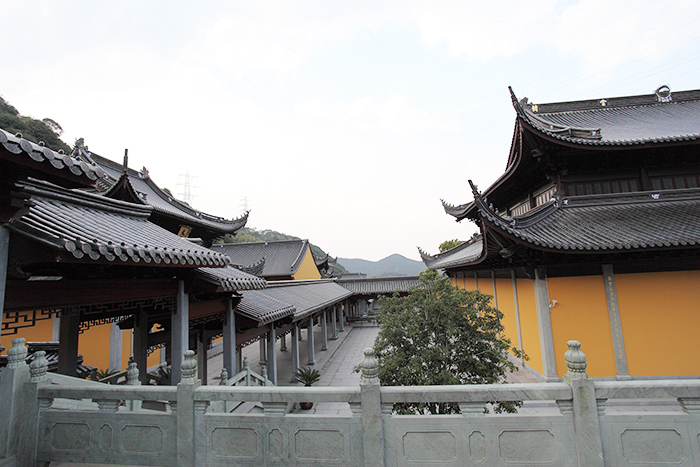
[176,170,198,206]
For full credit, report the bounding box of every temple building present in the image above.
[421,86,700,381]
[214,239,329,281]
[0,129,266,383]
[89,150,249,248]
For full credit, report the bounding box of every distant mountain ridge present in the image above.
[337,254,425,277]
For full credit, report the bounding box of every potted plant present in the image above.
[293,367,321,410]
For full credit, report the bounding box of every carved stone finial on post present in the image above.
[219,368,228,386]
[29,351,49,383]
[126,358,140,386]
[360,348,379,386]
[242,356,249,371]
[181,350,198,385]
[565,340,588,380]
[7,338,28,369]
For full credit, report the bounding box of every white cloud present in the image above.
[411,0,700,69]
[411,0,559,61]
[554,0,700,69]
[185,0,398,77]
[295,93,461,135]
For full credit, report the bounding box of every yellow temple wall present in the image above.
[515,278,542,374]
[492,278,519,351]
[78,324,110,371]
[615,270,700,377]
[547,275,616,378]
[0,316,53,349]
[291,247,322,280]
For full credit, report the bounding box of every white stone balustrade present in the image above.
[0,339,698,467]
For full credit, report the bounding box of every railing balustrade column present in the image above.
[19,350,50,466]
[359,348,383,467]
[126,359,142,411]
[177,350,199,467]
[564,340,604,467]
[0,338,30,459]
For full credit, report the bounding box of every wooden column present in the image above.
[339,301,346,332]
[109,322,122,372]
[0,226,8,335]
[259,337,267,365]
[534,269,558,381]
[330,305,338,340]
[280,332,287,351]
[602,265,631,380]
[267,323,277,385]
[291,321,300,381]
[171,280,189,385]
[223,298,236,376]
[133,307,149,384]
[307,318,315,366]
[57,313,80,376]
[321,309,328,351]
[197,325,208,385]
[511,270,523,361]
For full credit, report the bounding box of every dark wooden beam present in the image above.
[4,278,178,312]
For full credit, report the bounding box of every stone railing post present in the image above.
[126,358,142,411]
[177,350,199,467]
[0,338,30,459]
[360,348,384,467]
[564,340,604,467]
[19,350,50,466]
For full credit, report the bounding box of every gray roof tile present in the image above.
[196,266,267,291]
[336,276,423,295]
[236,292,295,325]
[10,180,231,266]
[249,280,353,321]
[0,128,105,183]
[419,238,484,269]
[213,240,314,278]
[476,189,700,252]
[513,87,700,146]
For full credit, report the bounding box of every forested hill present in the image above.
[0,96,71,153]
[337,254,426,277]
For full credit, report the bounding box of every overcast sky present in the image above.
[2,1,699,261]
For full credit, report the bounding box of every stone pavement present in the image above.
[206,322,373,387]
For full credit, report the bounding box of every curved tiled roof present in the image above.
[474,186,700,252]
[0,128,105,183]
[196,266,267,291]
[262,280,353,320]
[336,276,423,295]
[234,256,266,277]
[97,160,248,234]
[419,238,484,270]
[213,240,314,278]
[512,87,700,147]
[441,87,700,223]
[236,292,295,325]
[441,198,473,220]
[10,180,231,266]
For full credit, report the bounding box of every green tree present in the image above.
[0,96,71,153]
[439,239,463,252]
[373,270,523,414]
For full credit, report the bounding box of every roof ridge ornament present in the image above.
[655,84,672,102]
